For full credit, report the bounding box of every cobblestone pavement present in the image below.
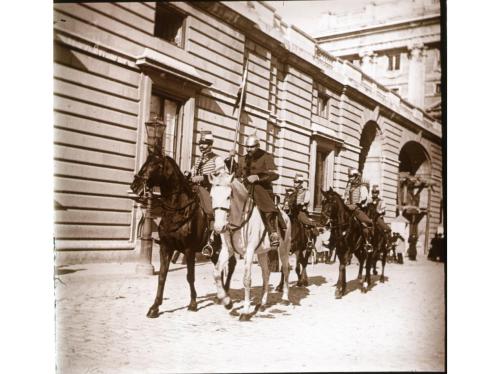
[55,257,445,373]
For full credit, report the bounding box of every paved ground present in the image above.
[55,256,445,373]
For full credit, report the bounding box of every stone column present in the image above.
[359,51,375,76]
[407,44,426,108]
[308,138,318,212]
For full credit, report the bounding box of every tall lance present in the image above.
[230,57,249,173]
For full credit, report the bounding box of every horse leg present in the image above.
[185,248,198,311]
[147,243,172,318]
[380,238,388,283]
[276,269,284,293]
[223,255,237,292]
[278,237,290,305]
[257,252,270,311]
[295,251,303,287]
[301,250,309,286]
[212,239,232,310]
[239,251,254,321]
[335,253,347,299]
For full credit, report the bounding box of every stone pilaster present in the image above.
[407,43,426,108]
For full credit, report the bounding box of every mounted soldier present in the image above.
[189,130,222,256]
[292,173,319,228]
[229,134,285,249]
[343,168,373,228]
[368,185,391,233]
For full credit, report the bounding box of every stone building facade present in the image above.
[53,1,442,263]
[314,0,441,120]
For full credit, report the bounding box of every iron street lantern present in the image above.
[136,116,166,275]
[145,115,166,154]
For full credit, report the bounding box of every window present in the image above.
[150,93,181,159]
[154,4,186,48]
[388,53,400,71]
[317,93,329,119]
[435,83,441,94]
[314,150,328,209]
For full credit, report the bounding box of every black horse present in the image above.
[365,203,391,283]
[130,153,236,318]
[320,188,374,298]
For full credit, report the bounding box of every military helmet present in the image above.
[348,168,359,177]
[294,173,304,183]
[372,185,380,194]
[245,134,260,147]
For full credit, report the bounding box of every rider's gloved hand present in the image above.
[246,175,259,184]
[192,175,204,183]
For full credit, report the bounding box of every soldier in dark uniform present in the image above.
[230,134,283,248]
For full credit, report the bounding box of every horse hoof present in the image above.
[224,300,233,310]
[276,286,283,293]
[281,299,290,306]
[239,313,251,322]
[146,307,159,318]
[296,280,303,287]
[303,280,309,287]
[259,304,268,312]
[187,302,198,312]
[373,270,378,275]
[335,290,343,299]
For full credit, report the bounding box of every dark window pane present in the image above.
[154,5,185,48]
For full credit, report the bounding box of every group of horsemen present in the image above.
[188,130,391,255]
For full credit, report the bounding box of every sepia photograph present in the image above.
[50,0,447,372]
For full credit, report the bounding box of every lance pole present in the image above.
[230,58,249,172]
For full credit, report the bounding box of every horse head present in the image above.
[320,187,346,227]
[131,153,191,201]
[130,153,164,196]
[210,171,235,234]
[283,190,298,216]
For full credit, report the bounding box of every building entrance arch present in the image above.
[398,140,433,259]
[358,120,383,190]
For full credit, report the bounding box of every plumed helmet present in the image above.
[349,168,359,177]
[199,130,214,145]
[245,134,260,147]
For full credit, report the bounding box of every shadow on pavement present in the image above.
[342,273,390,295]
[55,267,87,275]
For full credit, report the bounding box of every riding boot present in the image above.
[265,212,280,248]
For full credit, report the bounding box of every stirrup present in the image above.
[201,243,214,258]
[270,232,280,248]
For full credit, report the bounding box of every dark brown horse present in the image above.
[320,188,374,298]
[279,190,317,287]
[365,203,391,283]
[130,153,235,318]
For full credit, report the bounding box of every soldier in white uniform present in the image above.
[293,173,318,227]
[368,185,391,233]
[343,168,372,227]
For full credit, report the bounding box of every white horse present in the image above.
[209,172,291,321]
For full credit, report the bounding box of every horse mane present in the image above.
[225,178,247,227]
[326,189,350,226]
[160,155,193,197]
